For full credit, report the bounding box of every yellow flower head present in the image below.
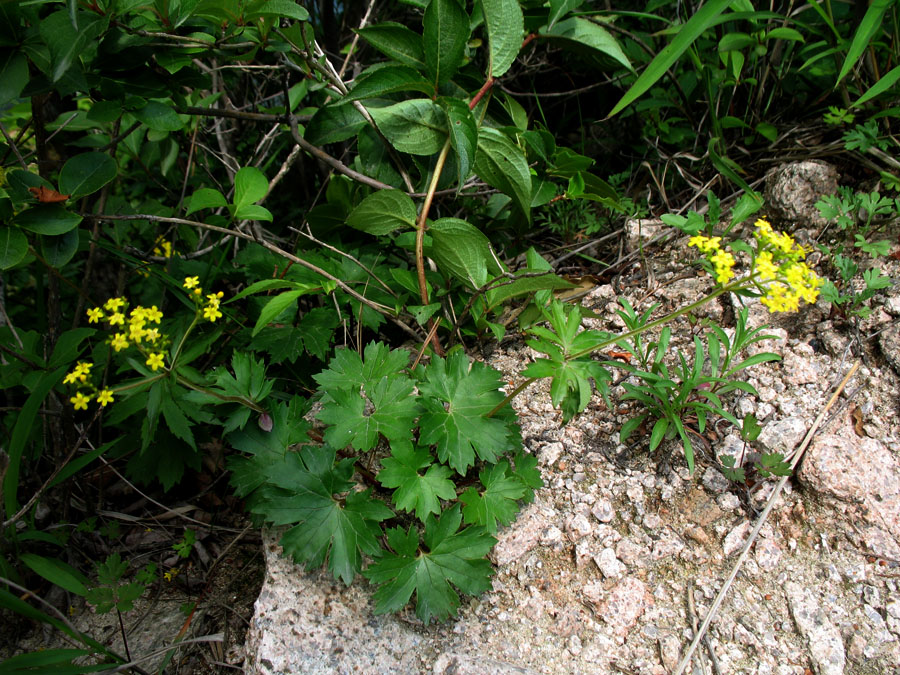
[70,392,91,410]
[86,307,104,324]
[143,305,163,323]
[754,250,779,281]
[108,312,125,327]
[203,305,223,322]
[144,327,161,343]
[146,352,166,371]
[97,389,114,407]
[111,333,130,352]
[183,276,200,289]
[104,297,126,312]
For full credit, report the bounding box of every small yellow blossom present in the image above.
[183,276,200,289]
[108,312,125,326]
[63,371,80,385]
[709,249,735,284]
[104,297,126,312]
[203,304,223,322]
[70,392,91,410]
[143,306,163,323]
[86,307,104,324]
[754,250,778,281]
[129,323,145,343]
[688,235,722,254]
[146,352,166,371]
[111,333,129,352]
[164,568,179,582]
[97,389,114,407]
[193,288,202,296]
[144,327,161,342]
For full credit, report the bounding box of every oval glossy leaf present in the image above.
[424,0,469,86]
[548,0,583,30]
[347,190,418,235]
[185,187,227,215]
[15,204,82,235]
[345,65,435,102]
[608,0,733,117]
[439,97,477,187]
[368,99,448,155]
[0,51,28,106]
[473,127,531,217]
[234,204,274,222]
[246,0,310,21]
[357,23,425,71]
[234,167,268,208]
[0,226,28,269]
[429,217,500,289]
[58,152,117,199]
[541,17,632,71]
[133,100,184,131]
[305,104,367,145]
[41,229,80,267]
[482,0,524,77]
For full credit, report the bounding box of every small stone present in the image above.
[591,499,615,523]
[594,547,625,579]
[702,467,730,493]
[597,577,653,640]
[540,525,564,546]
[565,513,593,541]
[755,536,782,571]
[567,634,583,656]
[643,513,662,530]
[615,538,648,568]
[625,218,668,252]
[785,581,846,675]
[782,348,819,385]
[717,493,741,511]
[764,160,840,226]
[659,633,682,672]
[538,442,564,467]
[862,585,882,607]
[758,417,808,455]
[723,520,751,557]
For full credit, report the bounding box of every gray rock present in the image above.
[591,498,615,523]
[625,218,668,252]
[799,433,900,559]
[492,502,550,565]
[764,161,840,227]
[723,520,751,557]
[758,417,808,455]
[702,467,731,493]
[565,513,593,541]
[597,577,653,641]
[433,653,540,674]
[785,581,846,675]
[879,322,900,376]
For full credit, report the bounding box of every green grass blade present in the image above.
[836,0,893,86]
[607,0,736,117]
[852,64,900,108]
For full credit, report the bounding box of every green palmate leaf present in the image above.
[227,398,311,498]
[837,0,893,86]
[363,505,496,624]
[185,187,227,215]
[313,342,411,393]
[428,217,501,289]
[608,0,735,117]
[417,351,519,475]
[377,441,457,521]
[16,205,82,236]
[548,0,583,30]
[318,375,420,451]
[58,153,117,199]
[213,351,274,402]
[234,166,268,208]
[540,17,632,71]
[161,394,196,450]
[344,65,435,102]
[423,0,469,86]
[253,445,394,584]
[368,99,448,155]
[460,460,526,533]
[0,226,28,270]
[482,0,524,77]
[133,100,184,131]
[356,23,426,71]
[305,104,367,145]
[439,97,478,187]
[511,451,543,501]
[473,127,531,217]
[41,229,79,268]
[347,190,418,235]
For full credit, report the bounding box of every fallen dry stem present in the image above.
[674,360,860,674]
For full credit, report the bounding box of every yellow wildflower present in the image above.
[144,327,161,342]
[111,333,129,352]
[97,389,114,407]
[203,304,223,322]
[183,276,200,289]
[86,307,104,324]
[108,312,125,326]
[710,249,735,284]
[104,297,126,312]
[146,352,165,371]
[143,305,163,323]
[754,251,778,280]
[70,392,91,410]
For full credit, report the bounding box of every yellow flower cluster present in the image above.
[63,361,115,410]
[87,297,167,360]
[183,277,225,323]
[153,238,176,258]
[688,235,736,284]
[752,219,823,313]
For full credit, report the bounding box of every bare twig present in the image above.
[674,361,861,674]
